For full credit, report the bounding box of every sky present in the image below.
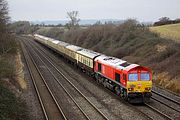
[7,0,180,22]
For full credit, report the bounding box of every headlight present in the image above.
[145,87,151,91]
[128,88,134,91]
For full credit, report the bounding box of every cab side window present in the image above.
[115,73,120,83]
[98,63,101,72]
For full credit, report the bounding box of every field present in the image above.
[150,23,180,42]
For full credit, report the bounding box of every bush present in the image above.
[0,83,29,120]
[0,34,18,55]
[0,59,14,78]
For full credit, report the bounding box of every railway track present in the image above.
[151,96,180,113]
[143,90,180,120]
[23,37,110,120]
[20,41,67,120]
[144,103,174,120]
[152,90,180,105]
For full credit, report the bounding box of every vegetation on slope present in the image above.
[0,82,28,120]
[37,19,180,93]
[0,0,29,119]
[150,23,180,43]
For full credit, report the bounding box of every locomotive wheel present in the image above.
[103,79,108,88]
[122,90,128,101]
[114,86,121,96]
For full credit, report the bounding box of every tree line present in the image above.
[0,0,17,56]
[154,17,180,26]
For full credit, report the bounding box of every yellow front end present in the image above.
[127,81,152,93]
[126,81,152,103]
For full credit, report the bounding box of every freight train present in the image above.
[33,34,152,103]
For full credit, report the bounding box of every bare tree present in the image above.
[154,17,172,26]
[66,11,80,29]
[0,0,9,33]
[159,17,170,22]
[0,0,17,56]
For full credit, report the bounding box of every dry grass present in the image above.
[150,23,180,43]
[15,51,27,90]
[0,53,29,120]
[154,72,180,93]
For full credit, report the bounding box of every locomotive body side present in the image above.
[94,56,127,91]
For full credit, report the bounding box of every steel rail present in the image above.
[22,39,68,120]
[151,96,180,113]
[152,90,180,105]
[30,45,91,120]
[20,42,49,120]
[144,103,174,120]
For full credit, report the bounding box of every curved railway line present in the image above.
[20,36,180,120]
[22,37,110,120]
[20,41,67,120]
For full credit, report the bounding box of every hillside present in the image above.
[37,20,180,93]
[150,23,180,43]
[32,19,124,25]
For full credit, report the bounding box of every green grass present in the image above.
[150,23,180,42]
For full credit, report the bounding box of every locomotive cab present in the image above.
[126,66,152,103]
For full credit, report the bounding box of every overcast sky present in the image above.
[7,0,180,22]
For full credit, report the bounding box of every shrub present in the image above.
[0,83,29,120]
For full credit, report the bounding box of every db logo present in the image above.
[130,84,136,88]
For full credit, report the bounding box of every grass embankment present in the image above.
[37,20,180,93]
[0,36,29,120]
[150,23,180,43]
